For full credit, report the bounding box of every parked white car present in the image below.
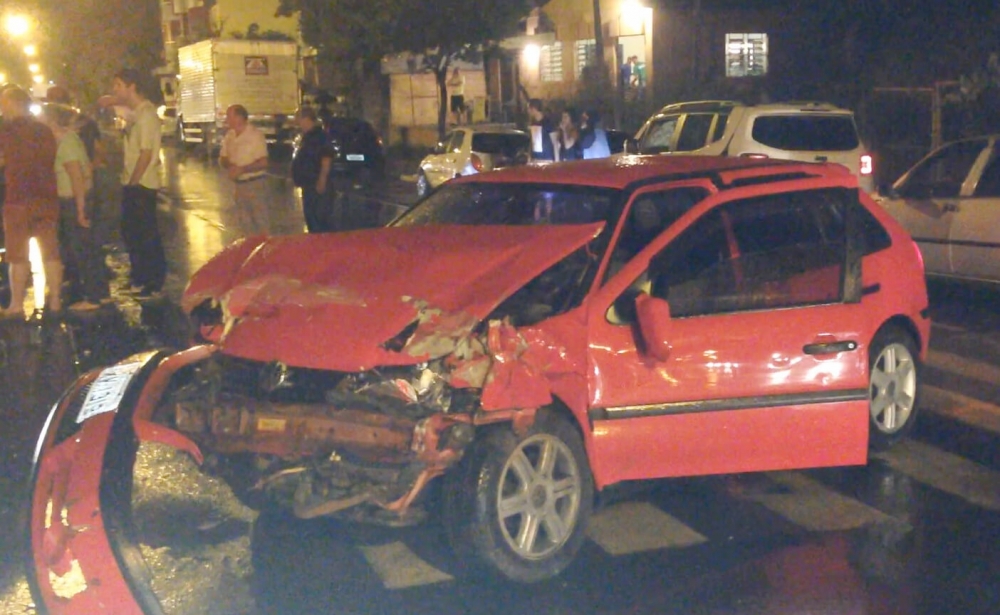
[628,100,875,193]
[416,125,532,197]
[877,135,1000,283]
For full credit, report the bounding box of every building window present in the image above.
[725,33,768,77]
[540,42,564,82]
[575,39,597,78]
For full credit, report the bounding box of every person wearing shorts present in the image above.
[0,85,63,318]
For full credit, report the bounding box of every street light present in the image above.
[4,14,31,38]
[23,44,37,57]
[28,63,40,74]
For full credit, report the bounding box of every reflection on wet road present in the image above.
[2,151,1000,614]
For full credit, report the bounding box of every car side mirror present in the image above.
[433,142,446,155]
[877,181,899,199]
[635,292,672,361]
[623,138,639,155]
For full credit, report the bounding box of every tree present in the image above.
[391,1,532,138]
[35,0,163,105]
[279,0,532,137]
[277,0,404,118]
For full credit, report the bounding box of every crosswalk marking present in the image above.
[359,542,453,589]
[587,501,707,555]
[926,349,1000,386]
[736,471,905,532]
[873,439,1000,511]
[920,385,1000,435]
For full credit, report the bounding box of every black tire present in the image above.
[416,171,430,199]
[868,325,920,450]
[441,409,593,583]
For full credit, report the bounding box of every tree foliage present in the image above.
[32,0,164,105]
[278,0,532,136]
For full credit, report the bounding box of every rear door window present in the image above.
[471,133,532,155]
[751,115,860,151]
[675,114,715,151]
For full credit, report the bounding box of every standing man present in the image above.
[290,106,334,233]
[527,99,557,162]
[0,85,63,318]
[219,104,270,236]
[108,69,165,298]
[448,67,466,126]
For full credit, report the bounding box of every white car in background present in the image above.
[416,125,532,197]
[877,135,1000,283]
[628,100,876,193]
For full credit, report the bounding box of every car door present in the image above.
[586,185,873,486]
[879,138,989,276]
[947,139,1000,281]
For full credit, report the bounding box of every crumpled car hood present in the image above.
[182,224,602,370]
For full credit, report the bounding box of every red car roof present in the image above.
[458,154,852,190]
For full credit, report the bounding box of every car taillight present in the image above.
[860,154,873,176]
[471,153,484,172]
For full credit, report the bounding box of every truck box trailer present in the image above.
[177,39,300,150]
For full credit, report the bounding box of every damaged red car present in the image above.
[26,155,931,611]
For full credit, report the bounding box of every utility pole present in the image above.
[592,0,606,76]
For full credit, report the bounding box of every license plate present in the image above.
[346,154,365,161]
[77,362,144,423]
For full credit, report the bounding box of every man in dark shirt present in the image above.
[0,85,63,318]
[291,106,334,232]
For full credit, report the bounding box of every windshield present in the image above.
[393,182,621,227]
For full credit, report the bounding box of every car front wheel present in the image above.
[442,410,593,583]
[868,325,920,450]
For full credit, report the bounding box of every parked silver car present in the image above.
[877,135,1000,283]
[416,124,531,197]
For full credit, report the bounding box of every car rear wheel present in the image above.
[416,171,430,198]
[441,409,593,583]
[868,326,920,450]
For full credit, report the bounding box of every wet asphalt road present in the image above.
[1,149,1000,614]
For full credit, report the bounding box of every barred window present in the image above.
[540,42,564,82]
[575,39,597,77]
[725,33,768,77]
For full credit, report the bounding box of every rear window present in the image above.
[751,115,860,151]
[471,132,531,155]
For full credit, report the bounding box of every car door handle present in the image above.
[942,202,959,213]
[803,340,858,355]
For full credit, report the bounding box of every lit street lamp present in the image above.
[24,44,37,57]
[4,13,31,38]
[28,63,40,74]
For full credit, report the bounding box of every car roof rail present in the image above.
[656,100,742,114]
[714,161,849,189]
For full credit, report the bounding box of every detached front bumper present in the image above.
[25,350,180,615]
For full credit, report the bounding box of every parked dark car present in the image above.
[324,117,386,184]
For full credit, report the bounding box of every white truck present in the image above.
[177,39,300,150]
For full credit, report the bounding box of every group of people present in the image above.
[0,68,166,319]
[527,98,611,162]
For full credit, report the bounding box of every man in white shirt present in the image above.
[109,68,166,298]
[219,104,270,236]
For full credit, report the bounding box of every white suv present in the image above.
[629,101,875,192]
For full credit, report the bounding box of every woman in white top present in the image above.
[42,104,110,311]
